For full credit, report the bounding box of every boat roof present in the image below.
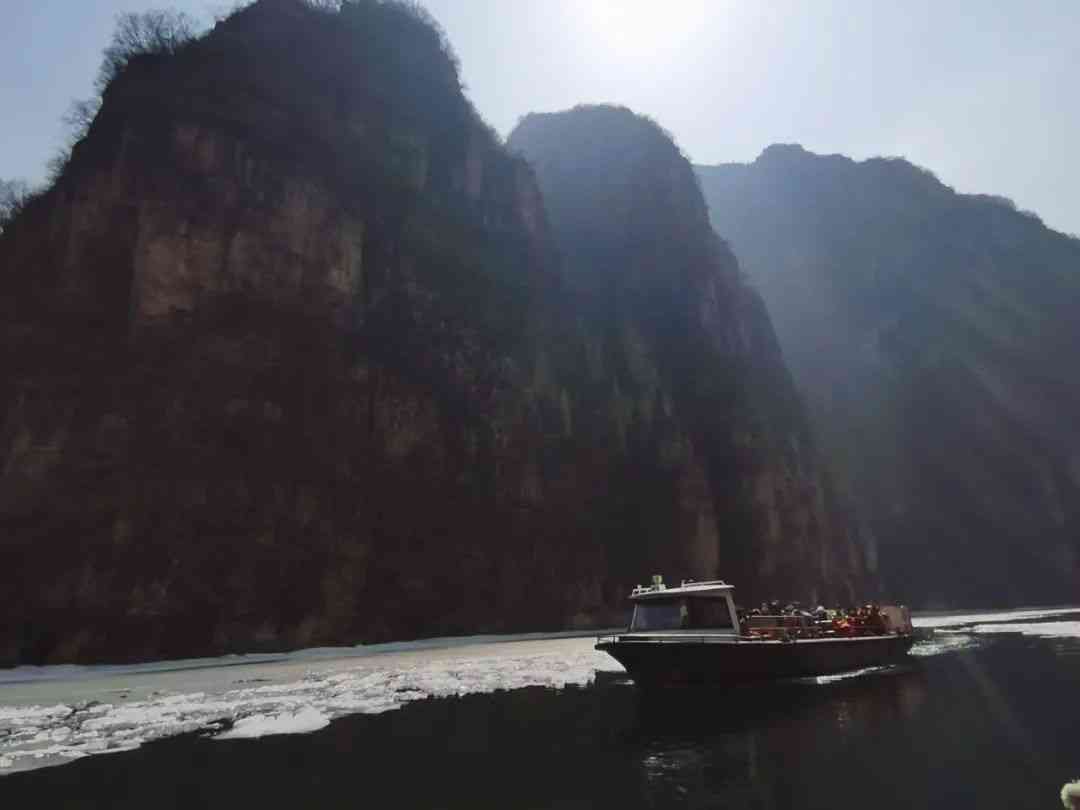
[630,579,734,601]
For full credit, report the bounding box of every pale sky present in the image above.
[2,1,1078,234]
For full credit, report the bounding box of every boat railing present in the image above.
[748,614,812,630]
[597,627,908,645]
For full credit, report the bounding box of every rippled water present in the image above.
[2,607,1079,808]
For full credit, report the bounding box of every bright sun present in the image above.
[578,0,713,63]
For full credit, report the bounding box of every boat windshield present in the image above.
[630,597,733,631]
[630,601,683,630]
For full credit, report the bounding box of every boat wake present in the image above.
[807,665,891,684]
[909,633,978,657]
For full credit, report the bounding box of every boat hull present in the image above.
[596,634,916,687]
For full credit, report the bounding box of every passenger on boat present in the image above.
[738,610,749,636]
[832,613,854,636]
[867,605,887,634]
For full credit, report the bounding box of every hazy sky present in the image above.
[3,0,1078,234]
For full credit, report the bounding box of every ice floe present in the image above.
[914,607,1080,629]
[971,621,1080,639]
[217,706,330,739]
[0,641,617,774]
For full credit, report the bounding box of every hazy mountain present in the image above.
[698,144,1080,608]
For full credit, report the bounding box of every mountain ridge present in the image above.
[697,144,1080,607]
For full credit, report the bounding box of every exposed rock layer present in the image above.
[698,145,1080,607]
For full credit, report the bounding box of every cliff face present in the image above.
[509,107,867,611]
[0,0,579,665]
[0,4,865,666]
[698,145,1080,608]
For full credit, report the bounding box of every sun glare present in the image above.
[578,0,713,63]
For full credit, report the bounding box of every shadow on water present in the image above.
[1,636,1076,809]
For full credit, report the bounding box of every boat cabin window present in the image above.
[630,600,683,631]
[688,598,735,629]
[630,597,734,631]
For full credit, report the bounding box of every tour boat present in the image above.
[595,577,915,687]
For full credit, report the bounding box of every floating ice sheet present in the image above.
[914,607,1080,629]
[216,706,331,739]
[0,641,617,774]
[971,621,1080,639]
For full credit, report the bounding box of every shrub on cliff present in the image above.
[0,179,33,235]
[97,9,200,92]
[47,0,466,192]
[44,9,201,183]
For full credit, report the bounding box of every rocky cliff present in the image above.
[698,145,1080,607]
[508,107,867,611]
[0,3,864,666]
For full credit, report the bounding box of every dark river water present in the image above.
[1,610,1078,809]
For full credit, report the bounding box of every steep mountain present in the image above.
[698,145,1080,607]
[509,107,867,611]
[0,1,866,665]
[0,0,562,665]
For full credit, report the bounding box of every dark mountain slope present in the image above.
[510,107,866,610]
[0,0,577,664]
[698,144,1080,607]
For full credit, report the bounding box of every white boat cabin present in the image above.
[627,577,739,635]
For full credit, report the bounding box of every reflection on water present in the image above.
[1,615,1078,808]
[629,665,931,808]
